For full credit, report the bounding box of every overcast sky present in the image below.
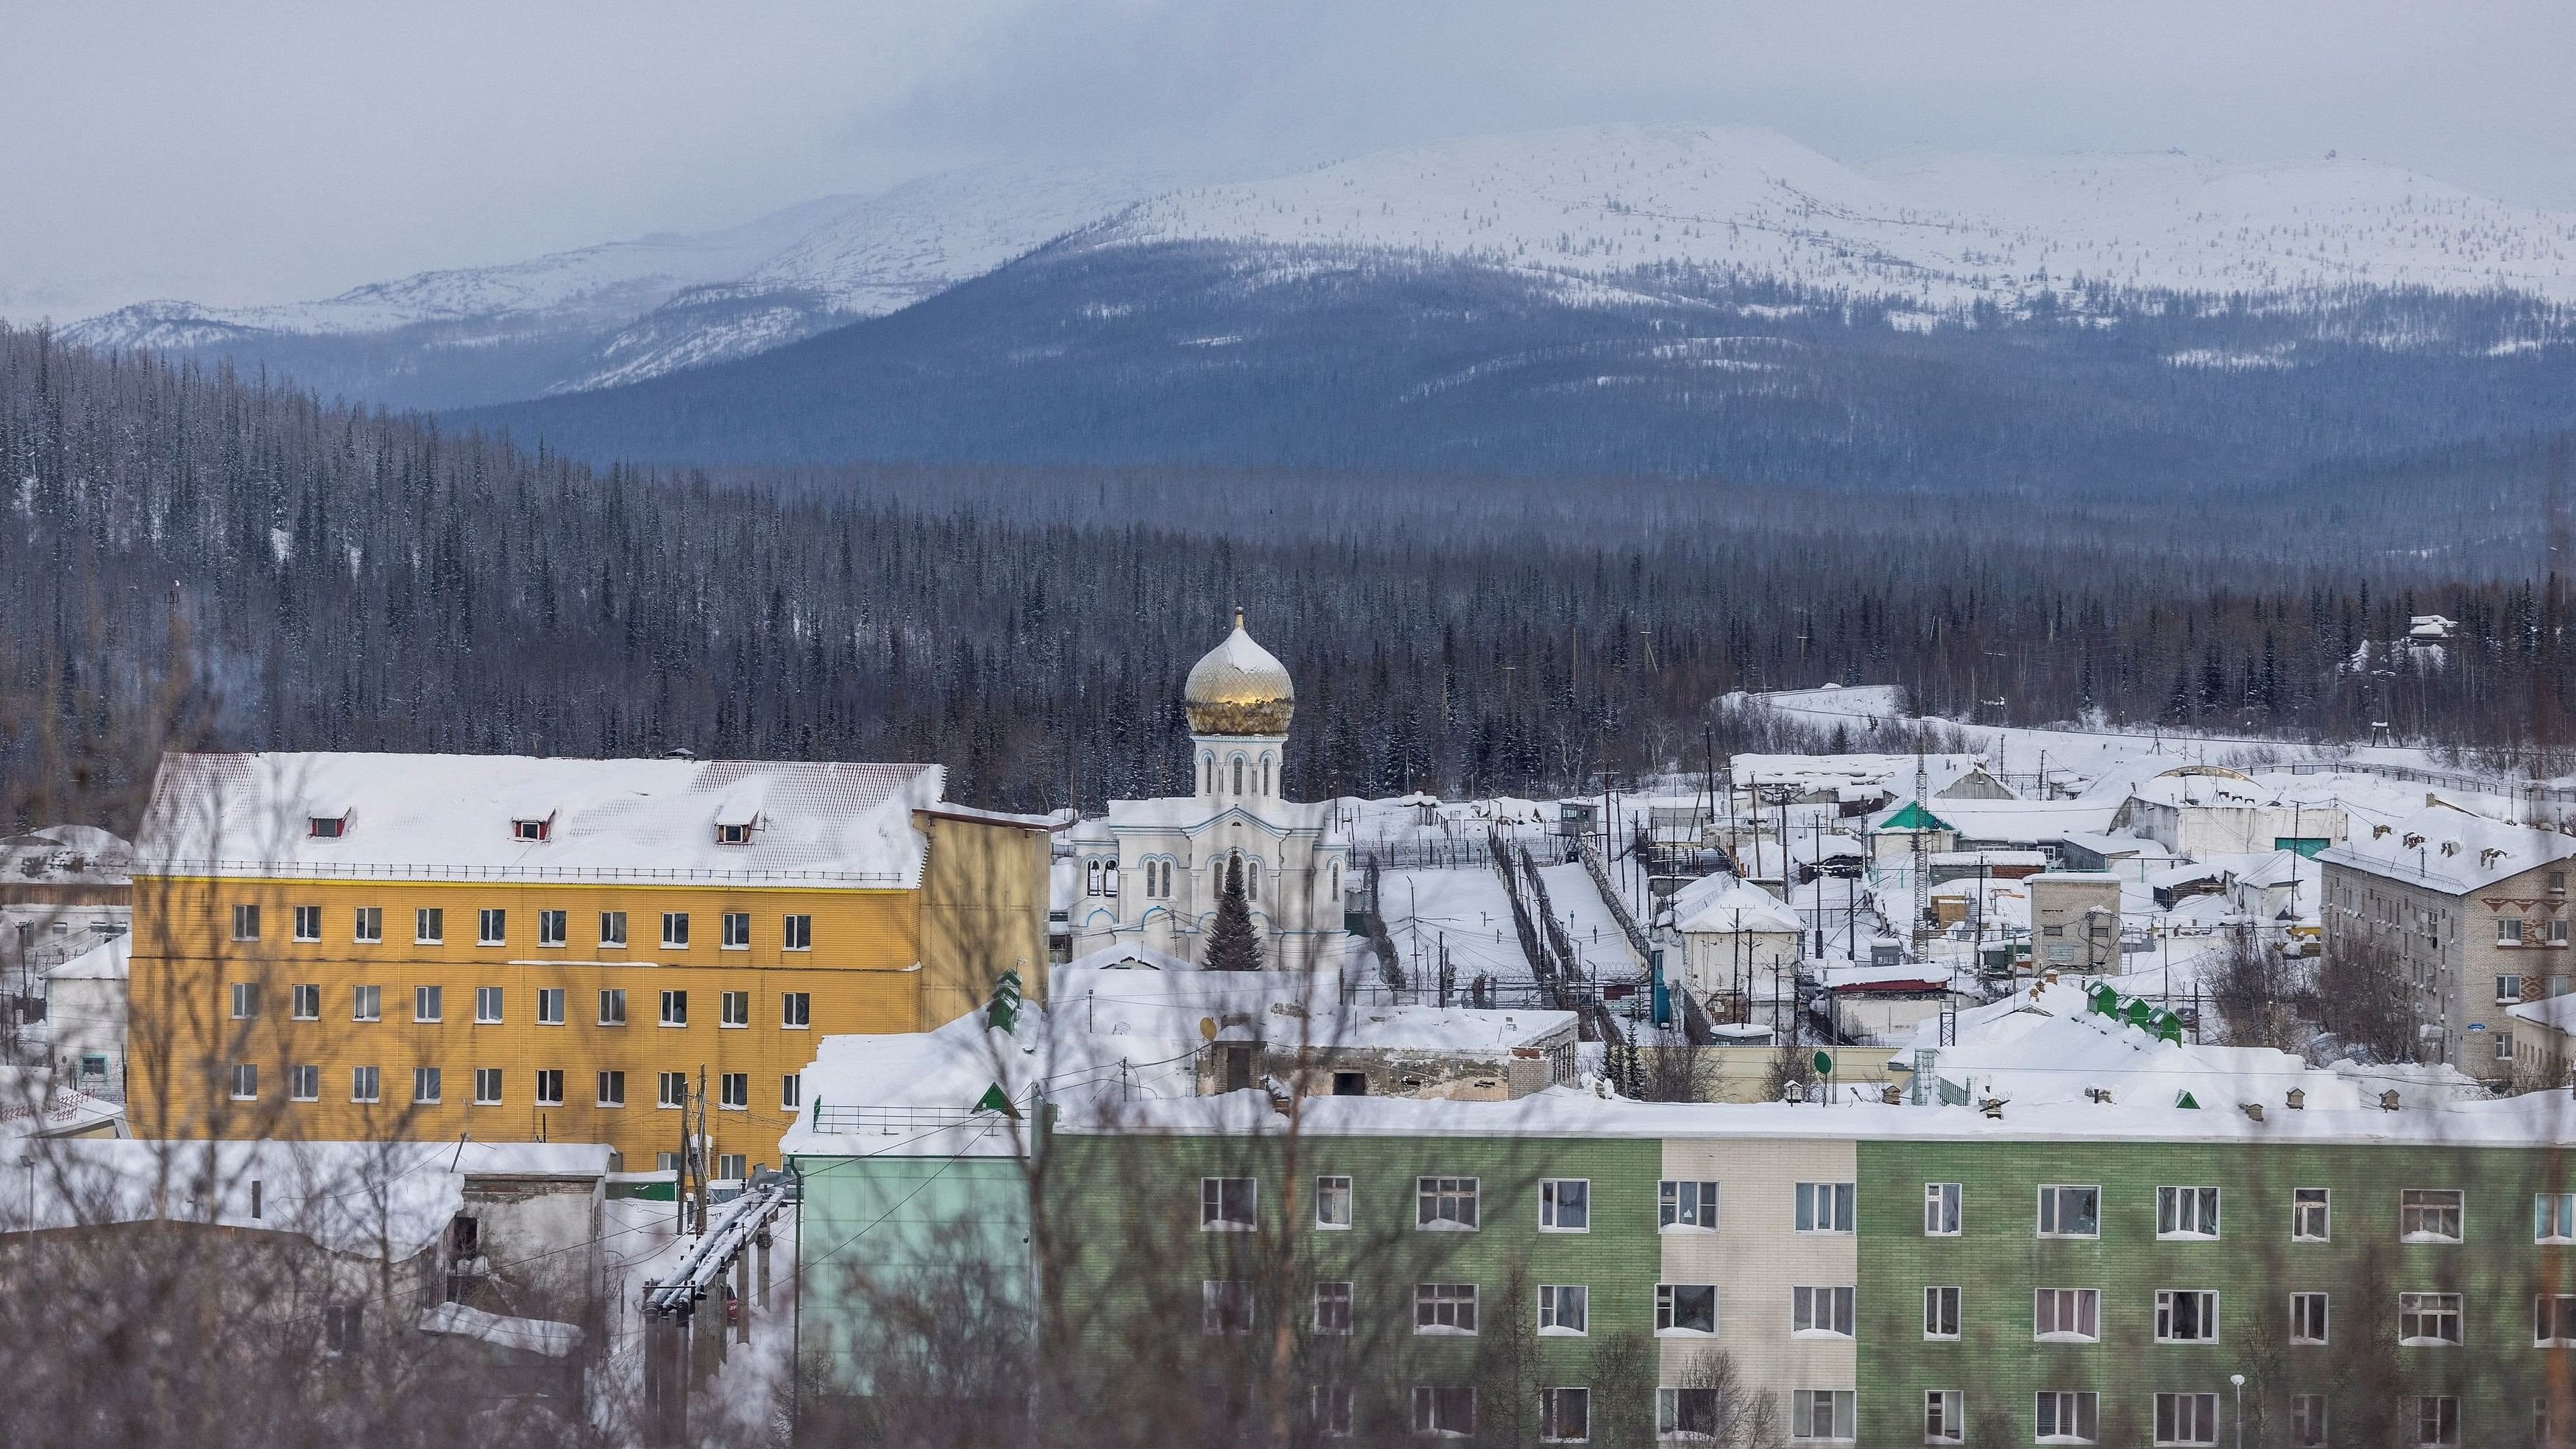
[7,1,2574,320]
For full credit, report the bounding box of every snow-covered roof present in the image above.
[2508,996,2576,1032]
[0,825,132,886]
[2320,804,2576,893]
[40,932,130,982]
[134,752,945,887]
[1669,874,1803,935]
[2057,831,2173,861]
[1729,753,1995,797]
[417,1302,584,1358]
[1870,797,2120,840]
[1100,794,1342,834]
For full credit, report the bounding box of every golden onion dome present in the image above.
[1183,609,1295,736]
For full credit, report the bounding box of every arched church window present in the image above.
[1247,859,1259,902]
[1086,860,1101,896]
[1202,754,1213,793]
[1331,862,1341,898]
[1260,754,1271,796]
[1232,756,1245,795]
[1104,862,1118,897]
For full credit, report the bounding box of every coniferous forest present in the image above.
[1,325,2569,834]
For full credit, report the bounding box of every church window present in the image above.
[1203,754,1214,793]
[1248,860,1260,902]
[1262,754,1272,796]
[1104,863,1118,896]
[1159,860,1174,897]
[1086,861,1102,896]
[1233,756,1245,795]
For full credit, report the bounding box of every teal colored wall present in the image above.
[790,1149,1032,1395]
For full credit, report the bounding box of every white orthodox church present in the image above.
[1066,612,1354,971]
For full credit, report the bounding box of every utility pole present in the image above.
[1909,751,1931,959]
[693,1065,710,1239]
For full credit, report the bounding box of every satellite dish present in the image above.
[1199,1016,1218,1041]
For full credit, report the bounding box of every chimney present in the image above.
[2241,1102,2264,1122]
[2285,1088,2306,1110]
[2380,1089,2402,1112]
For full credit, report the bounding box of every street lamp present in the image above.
[2229,1373,2245,1449]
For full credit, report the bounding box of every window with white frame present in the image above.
[1792,1286,1855,1338]
[477,908,505,946]
[350,1065,379,1103]
[2153,1392,2218,1447]
[1315,1175,1352,1228]
[1794,1181,1855,1233]
[2290,1394,2326,1448]
[1312,1384,1354,1439]
[413,985,442,1022]
[1788,1389,1855,1442]
[2290,1292,2329,1344]
[1923,1182,1961,1236]
[2400,1189,2463,1243]
[657,1071,686,1109]
[597,1071,625,1107]
[1538,1284,1588,1336]
[532,1069,562,1106]
[354,906,382,943]
[232,904,261,942]
[1922,1390,1964,1446]
[2398,1292,2463,1345]
[1655,1283,1716,1336]
[782,991,810,1028]
[2036,1391,2098,1445]
[2034,1288,2100,1342]
[293,904,321,942]
[473,1067,501,1105]
[1658,1388,1717,1440]
[721,989,749,1027]
[1312,1281,1352,1336]
[2537,1294,2576,1346]
[2293,1187,2330,1241]
[722,911,749,949]
[1922,1286,1960,1340]
[661,912,688,949]
[2154,1289,2219,1343]
[598,988,626,1026]
[2497,1031,2516,1060]
[1418,1177,1478,1230]
[2413,1395,2459,1446]
[599,911,626,947]
[1660,1179,1718,1230]
[2541,1193,2576,1244]
[720,1071,746,1110]
[475,986,502,1024]
[1202,1280,1254,1336]
[291,982,319,1020]
[2499,974,2527,1003]
[2503,918,2528,945]
[537,988,564,1025]
[414,907,442,944]
[230,982,258,1019]
[1540,1178,1590,1231]
[1415,1283,1478,1336]
[1202,1177,1257,1230]
[1539,1387,1588,1445]
[1413,1386,1474,1439]
[538,910,566,947]
[412,1066,441,1104]
[781,1074,800,1110]
[784,913,812,950]
[2038,1185,2100,1238]
[659,989,687,1027]
[289,1064,318,1102]
[2157,1186,2221,1239]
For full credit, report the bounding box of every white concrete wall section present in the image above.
[1657,1137,1857,1431]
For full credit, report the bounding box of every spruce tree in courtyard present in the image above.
[1203,854,1264,971]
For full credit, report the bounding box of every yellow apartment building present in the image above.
[125,752,1054,1175]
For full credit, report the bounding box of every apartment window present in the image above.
[781,1074,801,1110]
[412,1066,441,1104]
[2154,1392,2218,1447]
[659,989,687,1027]
[1660,1388,1718,1440]
[2537,1293,2576,1345]
[1793,1286,1855,1338]
[350,1065,379,1102]
[1924,1182,1961,1236]
[2036,1392,2098,1445]
[2154,1290,2219,1343]
[1923,1286,1960,1340]
[537,988,564,1025]
[1539,1283,1588,1336]
[717,821,753,846]
[2293,1187,2330,1241]
[350,983,381,1021]
[721,911,750,949]
[230,982,258,1019]
[2158,1186,2221,1239]
[512,816,548,842]
[661,913,688,949]
[720,1072,746,1110]
[783,913,812,951]
[1202,1177,1258,1230]
[1655,1283,1716,1336]
[1789,1389,1855,1442]
[1418,1176,1479,1230]
[2401,1188,2464,1243]
[476,909,505,946]
[1795,1181,1855,1233]
[2499,1032,2517,1060]
[2289,1394,2326,1448]
[600,911,627,947]
[1539,1387,1589,1445]
[597,1071,625,1107]
[1312,1280,1354,1336]
[1660,1179,1719,1230]
[1923,1389,1964,1445]
[2541,1194,2576,1244]
[2398,1292,2463,1345]
[1313,1384,1354,1439]
[475,986,503,1024]
[413,985,442,1022]
[1202,1280,1255,1336]
[2034,1287,2101,1342]
[1540,1178,1590,1231]
[415,907,443,944]
[782,991,810,1028]
[1316,1175,1353,1228]
[293,904,322,942]
[2504,918,2529,944]
[534,1069,564,1106]
[308,814,347,838]
[473,1067,501,1105]
[324,1303,364,1354]
[291,983,319,1020]
[657,1071,687,1109]
[232,904,261,941]
[1414,1386,1474,1439]
[1415,1283,1478,1336]
[2413,1395,2460,1446]
[2500,974,2529,1003]
[720,990,749,1028]
[2291,1292,2329,1343]
[354,907,382,943]
[2039,1185,2101,1238]
[599,988,626,1026]
[289,1064,319,1101]
[537,910,566,947]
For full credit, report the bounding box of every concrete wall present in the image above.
[916,812,1054,1028]
[2323,857,2570,1078]
[1658,1136,1858,1419]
